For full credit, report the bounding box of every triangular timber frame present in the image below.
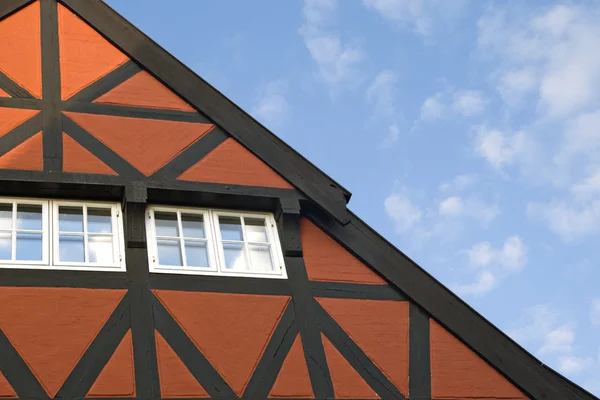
[0,1,597,400]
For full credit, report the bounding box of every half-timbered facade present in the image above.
[0,1,596,399]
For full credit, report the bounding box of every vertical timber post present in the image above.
[123,183,160,399]
[276,197,334,398]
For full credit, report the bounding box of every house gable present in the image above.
[0,1,596,400]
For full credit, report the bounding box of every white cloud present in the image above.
[384,194,422,233]
[465,235,527,271]
[362,0,468,36]
[438,196,462,216]
[591,298,600,327]
[366,71,402,148]
[466,242,495,268]
[452,90,486,116]
[438,196,499,226]
[379,123,401,148]
[497,67,537,105]
[300,0,363,88]
[539,325,575,355]
[439,174,477,192]
[558,356,594,375]
[478,4,600,117]
[421,90,486,121]
[451,270,496,297]
[473,126,527,170]
[366,70,397,117]
[254,80,288,127]
[527,200,600,242]
[420,92,445,120]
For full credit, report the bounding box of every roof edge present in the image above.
[60,0,353,223]
[305,204,598,400]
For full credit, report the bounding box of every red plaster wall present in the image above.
[65,112,214,176]
[87,330,135,398]
[0,133,43,171]
[430,320,528,399]
[0,1,42,98]
[95,70,196,112]
[177,138,294,189]
[301,218,386,284]
[155,330,209,398]
[269,335,314,398]
[317,298,409,396]
[153,290,290,396]
[58,4,129,100]
[0,287,125,397]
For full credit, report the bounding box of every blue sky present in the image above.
[105,0,600,394]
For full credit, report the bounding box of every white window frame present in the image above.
[52,200,126,272]
[146,206,218,273]
[146,206,287,279]
[0,197,126,272]
[0,198,50,268]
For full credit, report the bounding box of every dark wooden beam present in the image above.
[409,303,431,400]
[0,269,129,289]
[152,294,236,398]
[150,126,228,181]
[63,101,211,123]
[0,97,42,110]
[55,294,131,398]
[311,281,406,301]
[305,206,595,400]
[0,0,34,21]
[278,203,334,398]
[123,184,161,398]
[315,299,406,399]
[40,0,63,172]
[0,71,35,98]
[0,112,43,157]
[65,60,141,103]
[0,330,49,399]
[62,114,145,179]
[150,273,291,296]
[243,302,298,399]
[59,0,352,225]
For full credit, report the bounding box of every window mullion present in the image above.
[83,205,89,264]
[177,211,187,267]
[11,202,16,261]
[240,216,252,271]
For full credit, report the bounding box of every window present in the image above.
[0,198,125,272]
[146,206,286,279]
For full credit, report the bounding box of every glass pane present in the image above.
[182,214,205,238]
[89,235,114,264]
[157,239,183,266]
[59,235,85,263]
[245,218,268,243]
[219,216,243,241]
[185,240,209,268]
[0,204,12,230]
[16,204,43,231]
[0,232,11,260]
[88,208,112,234]
[222,243,247,270]
[16,232,42,261]
[59,206,84,233]
[248,244,274,272]
[155,212,179,237]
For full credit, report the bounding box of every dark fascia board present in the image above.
[0,0,34,20]
[305,205,599,400]
[58,0,352,225]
